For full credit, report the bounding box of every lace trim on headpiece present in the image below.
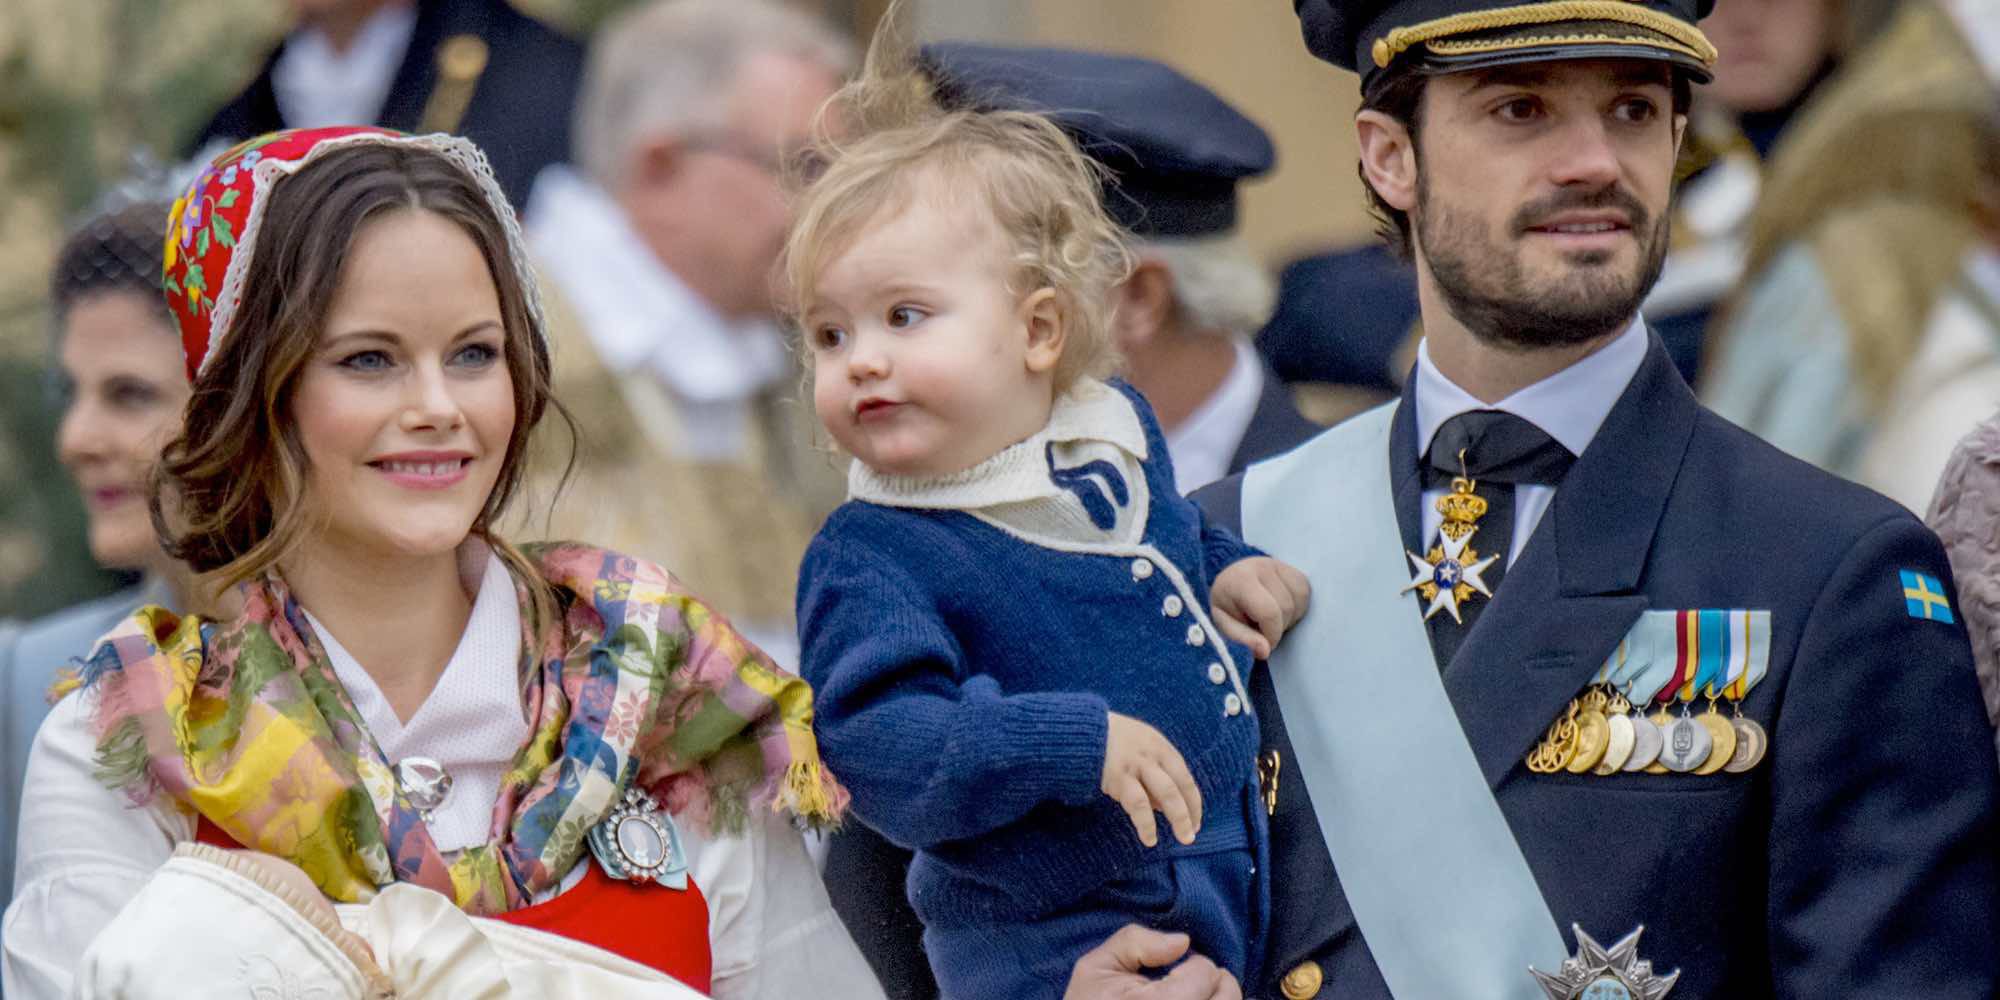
[192,130,547,380]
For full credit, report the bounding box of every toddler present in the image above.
[789,57,1310,998]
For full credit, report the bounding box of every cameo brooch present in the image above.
[588,786,689,890]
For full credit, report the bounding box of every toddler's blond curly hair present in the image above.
[781,26,1132,392]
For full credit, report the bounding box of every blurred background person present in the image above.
[1253,0,1872,405]
[1703,0,2000,512]
[1906,50,2000,762]
[190,0,585,210]
[517,0,853,667]
[0,203,199,906]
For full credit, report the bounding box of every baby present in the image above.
[788,59,1310,998]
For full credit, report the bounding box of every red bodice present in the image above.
[193,818,712,992]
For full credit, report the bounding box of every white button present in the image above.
[1163,595,1184,618]
[1208,662,1227,684]
[1186,624,1206,646]
[1225,693,1243,716]
[1132,558,1155,580]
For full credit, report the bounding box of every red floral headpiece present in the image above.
[163,126,546,382]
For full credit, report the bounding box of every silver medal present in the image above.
[1657,713,1712,773]
[1621,713,1663,772]
[1531,924,1680,999]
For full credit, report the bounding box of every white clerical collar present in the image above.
[523,166,790,406]
[1165,337,1265,496]
[848,377,1148,510]
[271,3,417,130]
[1414,317,1648,461]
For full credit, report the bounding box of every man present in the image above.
[1258,0,1864,401]
[516,0,852,666]
[1077,1,2000,997]
[812,44,1318,1000]
[192,0,583,210]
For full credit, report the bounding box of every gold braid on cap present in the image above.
[1371,1,1718,68]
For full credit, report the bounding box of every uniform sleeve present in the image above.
[1768,515,2000,997]
[688,807,887,1000]
[797,532,1109,849]
[3,692,187,1000]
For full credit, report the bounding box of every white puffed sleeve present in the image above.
[2,692,188,1000]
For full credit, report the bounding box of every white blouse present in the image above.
[3,554,884,1000]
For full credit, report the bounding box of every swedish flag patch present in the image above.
[1901,570,1956,624]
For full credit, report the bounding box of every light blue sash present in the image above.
[1243,404,1566,998]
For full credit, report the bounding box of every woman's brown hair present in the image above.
[152,143,567,595]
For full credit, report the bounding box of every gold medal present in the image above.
[1592,689,1634,775]
[1566,709,1609,773]
[1594,712,1636,775]
[1527,699,1581,773]
[1402,472,1499,624]
[1725,715,1768,773]
[1693,702,1737,776]
[1565,688,1611,774]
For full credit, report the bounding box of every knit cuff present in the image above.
[1202,521,1263,579]
[1003,692,1110,809]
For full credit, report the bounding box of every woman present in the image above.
[0,202,197,907]
[2,127,881,998]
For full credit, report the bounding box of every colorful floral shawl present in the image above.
[64,542,844,915]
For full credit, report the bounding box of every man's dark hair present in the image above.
[1356,64,1696,263]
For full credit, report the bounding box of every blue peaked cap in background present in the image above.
[1294,0,1718,95]
[918,42,1275,238]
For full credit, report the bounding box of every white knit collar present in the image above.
[848,378,1148,510]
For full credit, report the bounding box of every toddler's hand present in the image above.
[1210,556,1311,660]
[1102,712,1203,847]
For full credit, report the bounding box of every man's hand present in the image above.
[1211,556,1311,660]
[1064,924,1244,1000]
[1104,712,1203,846]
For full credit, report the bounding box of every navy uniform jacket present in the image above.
[820,374,1315,1000]
[1194,334,2000,998]
[191,0,583,211]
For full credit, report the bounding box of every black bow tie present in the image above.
[1423,410,1576,488]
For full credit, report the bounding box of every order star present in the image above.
[1402,529,1499,623]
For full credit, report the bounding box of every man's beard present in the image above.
[1416,172,1670,350]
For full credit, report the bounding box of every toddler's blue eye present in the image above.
[813,325,847,351]
[887,306,927,329]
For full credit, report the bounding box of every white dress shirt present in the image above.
[525,166,792,463]
[1414,318,1648,564]
[1165,336,1266,495]
[2,548,884,1000]
[270,3,417,129]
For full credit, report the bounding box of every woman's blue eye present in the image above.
[339,350,394,371]
[888,306,927,328]
[452,342,500,367]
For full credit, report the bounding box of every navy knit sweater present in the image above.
[797,383,1264,927]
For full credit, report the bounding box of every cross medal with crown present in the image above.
[1402,455,1500,623]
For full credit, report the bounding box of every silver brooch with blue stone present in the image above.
[588,786,688,890]
[1531,925,1679,999]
